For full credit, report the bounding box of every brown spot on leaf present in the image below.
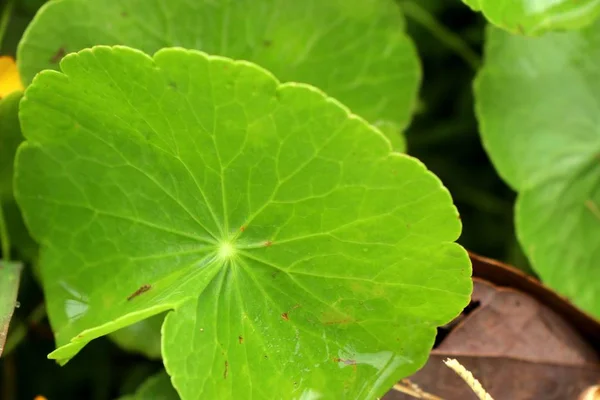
[127,284,151,301]
[263,39,272,47]
[238,335,243,344]
[120,11,129,17]
[240,225,246,232]
[333,358,357,371]
[333,357,356,365]
[224,360,228,379]
[50,47,66,64]
[264,240,273,247]
[281,312,289,321]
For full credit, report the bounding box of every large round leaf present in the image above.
[462,0,600,35]
[475,24,600,317]
[15,46,470,398]
[17,0,420,131]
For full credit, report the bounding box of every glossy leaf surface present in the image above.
[475,24,600,316]
[462,0,600,35]
[18,0,420,130]
[15,46,470,398]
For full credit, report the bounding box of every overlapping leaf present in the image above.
[15,46,470,398]
[475,24,600,316]
[17,0,420,360]
[18,0,420,131]
[462,0,600,35]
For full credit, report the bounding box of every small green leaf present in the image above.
[475,24,600,316]
[462,0,600,35]
[0,260,22,356]
[110,313,164,359]
[18,0,420,130]
[15,46,470,398]
[120,371,179,400]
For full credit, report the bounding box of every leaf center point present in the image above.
[217,240,236,260]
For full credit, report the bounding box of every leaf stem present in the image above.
[400,1,481,71]
[0,0,15,49]
[0,203,10,261]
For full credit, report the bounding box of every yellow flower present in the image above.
[0,56,23,98]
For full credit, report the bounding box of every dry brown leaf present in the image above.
[385,253,600,400]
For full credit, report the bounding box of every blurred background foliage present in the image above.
[0,0,530,398]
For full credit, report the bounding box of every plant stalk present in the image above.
[400,1,481,71]
[0,0,15,49]
[0,203,10,260]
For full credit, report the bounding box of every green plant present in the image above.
[1,0,599,399]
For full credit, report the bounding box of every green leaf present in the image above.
[120,371,179,400]
[0,91,21,200]
[110,313,164,359]
[475,24,600,316]
[18,0,420,130]
[461,0,600,35]
[0,260,22,356]
[15,46,471,398]
[0,92,37,262]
